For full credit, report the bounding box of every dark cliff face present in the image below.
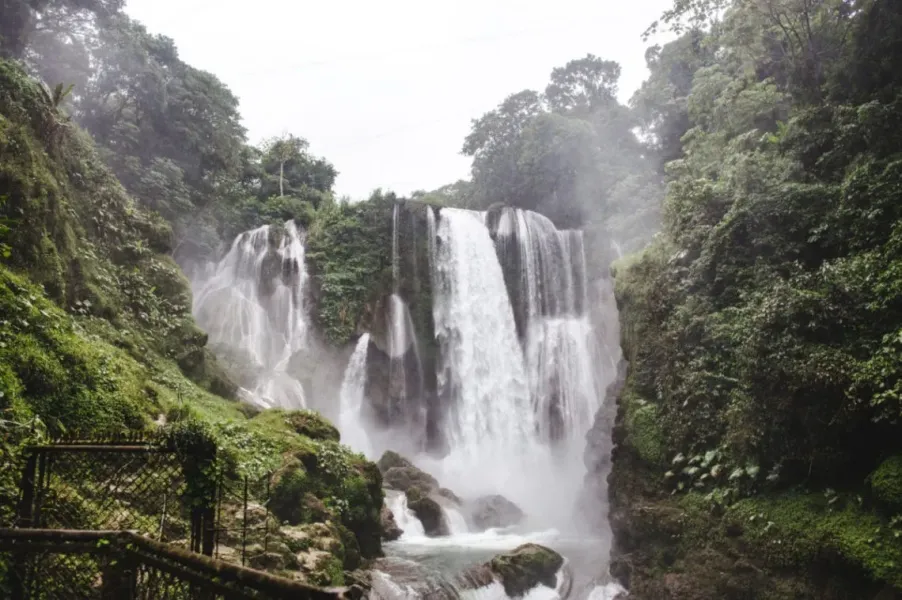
[360,201,445,455]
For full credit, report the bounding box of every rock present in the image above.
[406,488,449,536]
[377,450,416,473]
[248,551,287,571]
[381,506,403,541]
[383,466,438,493]
[284,409,341,442]
[468,494,525,530]
[280,525,313,552]
[371,557,461,600]
[487,543,564,597]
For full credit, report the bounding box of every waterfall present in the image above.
[488,208,603,445]
[427,207,546,511]
[386,490,426,539]
[339,334,372,455]
[192,221,308,409]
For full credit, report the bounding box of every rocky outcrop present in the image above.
[370,557,461,600]
[457,544,564,597]
[405,487,449,536]
[376,450,452,537]
[467,495,525,530]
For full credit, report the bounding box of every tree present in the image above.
[545,54,621,116]
[259,133,336,202]
[261,134,307,197]
[1,0,123,59]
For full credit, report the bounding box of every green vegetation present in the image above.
[871,457,902,511]
[606,0,902,596]
[0,50,382,586]
[306,192,394,345]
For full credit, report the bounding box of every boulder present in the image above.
[468,494,525,530]
[284,409,341,442]
[383,465,438,493]
[371,557,461,600]
[377,450,416,473]
[406,488,449,536]
[487,543,563,597]
[381,506,403,541]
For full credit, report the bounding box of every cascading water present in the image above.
[192,221,309,408]
[339,333,372,455]
[428,208,539,505]
[336,204,624,599]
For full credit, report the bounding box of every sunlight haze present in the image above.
[125,0,673,199]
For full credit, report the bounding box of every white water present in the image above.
[189,207,623,599]
[386,490,426,539]
[191,221,308,408]
[430,208,543,510]
[339,334,372,455]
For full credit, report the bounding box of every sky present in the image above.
[125,0,674,200]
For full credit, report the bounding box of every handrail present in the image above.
[0,528,356,599]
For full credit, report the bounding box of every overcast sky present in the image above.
[125,0,673,200]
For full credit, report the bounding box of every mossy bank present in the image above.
[0,59,382,585]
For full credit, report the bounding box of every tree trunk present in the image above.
[279,160,284,197]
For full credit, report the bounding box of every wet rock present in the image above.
[377,450,415,472]
[381,505,402,541]
[383,465,438,493]
[406,487,449,536]
[377,450,439,494]
[487,543,564,597]
[468,494,525,530]
[371,557,461,600]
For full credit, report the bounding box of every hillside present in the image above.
[0,59,382,586]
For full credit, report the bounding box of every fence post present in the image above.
[16,450,38,527]
[101,542,137,600]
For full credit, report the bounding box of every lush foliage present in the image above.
[460,55,662,252]
[306,192,394,345]
[612,0,902,594]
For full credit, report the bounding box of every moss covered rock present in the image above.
[285,409,341,442]
[487,543,564,597]
[267,434,383,559]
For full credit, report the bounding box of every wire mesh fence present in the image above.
[16,437,194,549]
[0,529,350,600]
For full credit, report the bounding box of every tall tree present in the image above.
[545,54,621,116]
[262,134,307,197]
[0,0,122,59]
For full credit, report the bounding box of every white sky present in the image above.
[125,0,673,200]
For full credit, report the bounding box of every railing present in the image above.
[0,528,353,600]
[16,437,215,554]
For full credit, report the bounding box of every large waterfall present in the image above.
[191,221,309,409]
[191,204,621,598]
[428,208,536,500]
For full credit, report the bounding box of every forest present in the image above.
[1,0,901,598]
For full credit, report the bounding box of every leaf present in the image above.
[729,468,744,481]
